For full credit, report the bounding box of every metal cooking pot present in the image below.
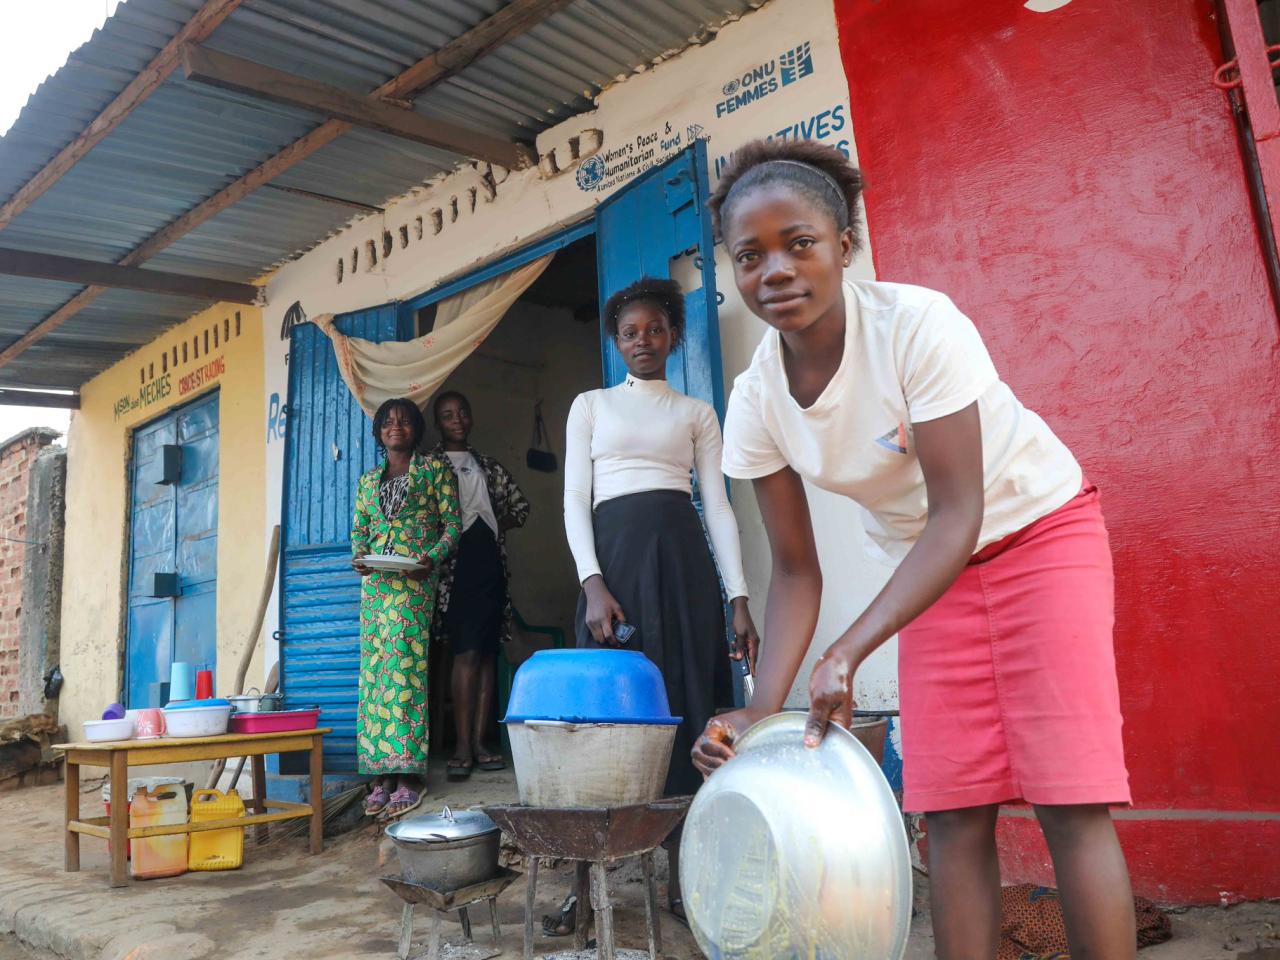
[226,688,285,714]
[679,712,912,960]
[385,805,501,892]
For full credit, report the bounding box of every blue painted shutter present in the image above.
[125,392,219,707]
[595,141,724,413]
[279,305,411,772]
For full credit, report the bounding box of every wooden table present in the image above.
[54,728,331,887]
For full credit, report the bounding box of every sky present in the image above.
[0,0,123,444]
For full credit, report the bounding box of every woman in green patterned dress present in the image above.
[351,398,461,818]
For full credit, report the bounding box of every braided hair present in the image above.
[708,139,864,252]
[602,276,686,349]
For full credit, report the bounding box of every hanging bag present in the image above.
[526,400,557,473]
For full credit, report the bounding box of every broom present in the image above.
[205,525,281,792]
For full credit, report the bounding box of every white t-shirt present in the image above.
[722,279,1082,562]
[445,451,498,536]
[564,375,749,598]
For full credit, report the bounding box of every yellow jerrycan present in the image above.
[188,788,246,871]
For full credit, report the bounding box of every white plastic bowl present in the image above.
[83,718,135,742]
[162,704,231,738]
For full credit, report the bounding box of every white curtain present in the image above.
[313,253,553,416]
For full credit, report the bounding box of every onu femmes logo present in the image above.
[716,42,815,118]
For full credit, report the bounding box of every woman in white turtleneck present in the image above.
[560,276,759,928]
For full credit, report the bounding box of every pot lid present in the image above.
[386,805,499,842]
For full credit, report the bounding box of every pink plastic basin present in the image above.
[227,708,319,735]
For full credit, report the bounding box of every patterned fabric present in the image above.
[378,473,411,554]
[351,453,461,775]
[997,884,1170,960]
[428,443,529,646]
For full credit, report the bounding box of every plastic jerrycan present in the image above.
[188,788,246,871]
[130,784,188,879]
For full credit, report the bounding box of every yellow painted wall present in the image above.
[60,303,266,739]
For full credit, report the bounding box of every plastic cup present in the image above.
[195,670,214,700]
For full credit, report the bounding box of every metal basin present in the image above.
[679,712,911,960]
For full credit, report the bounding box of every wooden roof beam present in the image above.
[0,389,79,410]
[0,0,246,234]
[0,246,260,304]
[180,44,534,170]
[0,0,579,371]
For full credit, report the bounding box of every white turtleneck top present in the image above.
[563,374,749,599]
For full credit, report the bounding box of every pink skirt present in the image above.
[898,484,1131,813]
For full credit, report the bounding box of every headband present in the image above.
[723,158,848,213]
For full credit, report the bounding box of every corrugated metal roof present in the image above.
[0,0,761,390]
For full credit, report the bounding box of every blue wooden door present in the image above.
[595,141,724,412]
[125,393,219,707]
[279,306,412,772]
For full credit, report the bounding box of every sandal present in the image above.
[476,751,506,772]
[380,786,423,820]
[364,784,390,817]
[542,894,577,938]
[447,758,473,781]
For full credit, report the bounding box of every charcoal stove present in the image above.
[484,797,692,960]
[381,868,521,960]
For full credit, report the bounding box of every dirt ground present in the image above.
[0,767,1276,960]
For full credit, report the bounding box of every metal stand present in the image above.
[484,799,691,960]
[382,870,520,960]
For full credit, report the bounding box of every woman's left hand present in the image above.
[804,641,860,748]
[729,597,760,674]
[407,556,436,582]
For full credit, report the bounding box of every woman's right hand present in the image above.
[582,576,626,646]
[351,557,372,576]
[692,707,762,779]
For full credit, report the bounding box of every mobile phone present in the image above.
[613,621,637,645]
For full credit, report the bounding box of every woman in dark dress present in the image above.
[429,391,529,780]
[560,277,760,924]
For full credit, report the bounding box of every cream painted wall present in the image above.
[60,303,266,739]
[259,0,899,715]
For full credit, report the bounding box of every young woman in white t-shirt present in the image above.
[690,140,1136,959]
[562,276,760,927]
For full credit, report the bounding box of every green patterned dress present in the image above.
[351,453,461,775]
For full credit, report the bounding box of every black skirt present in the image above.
[444,521,505,657]
[575,490,731,797]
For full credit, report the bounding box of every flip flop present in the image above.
[476,751,506,772]
[380,786,423,821]
[447,758,473,781]
[542,894,577,938]
[363,784,390,816]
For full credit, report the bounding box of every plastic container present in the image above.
[228,708,320,735]
[83,717,134,742]
[103,776,185,858]
[188,789,245,871]
[168,662,195,702]
[162,698,232,737]
[507,720,676,807]
[503,650,681,725]
[130,784,188,879]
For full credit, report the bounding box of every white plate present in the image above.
[358,554,425,573]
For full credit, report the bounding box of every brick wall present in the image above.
[0,429,59,720]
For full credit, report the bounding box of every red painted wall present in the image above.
[835,0,1280,903]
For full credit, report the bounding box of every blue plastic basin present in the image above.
[503,649,681,725]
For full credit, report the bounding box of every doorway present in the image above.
[421,234,601,756]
